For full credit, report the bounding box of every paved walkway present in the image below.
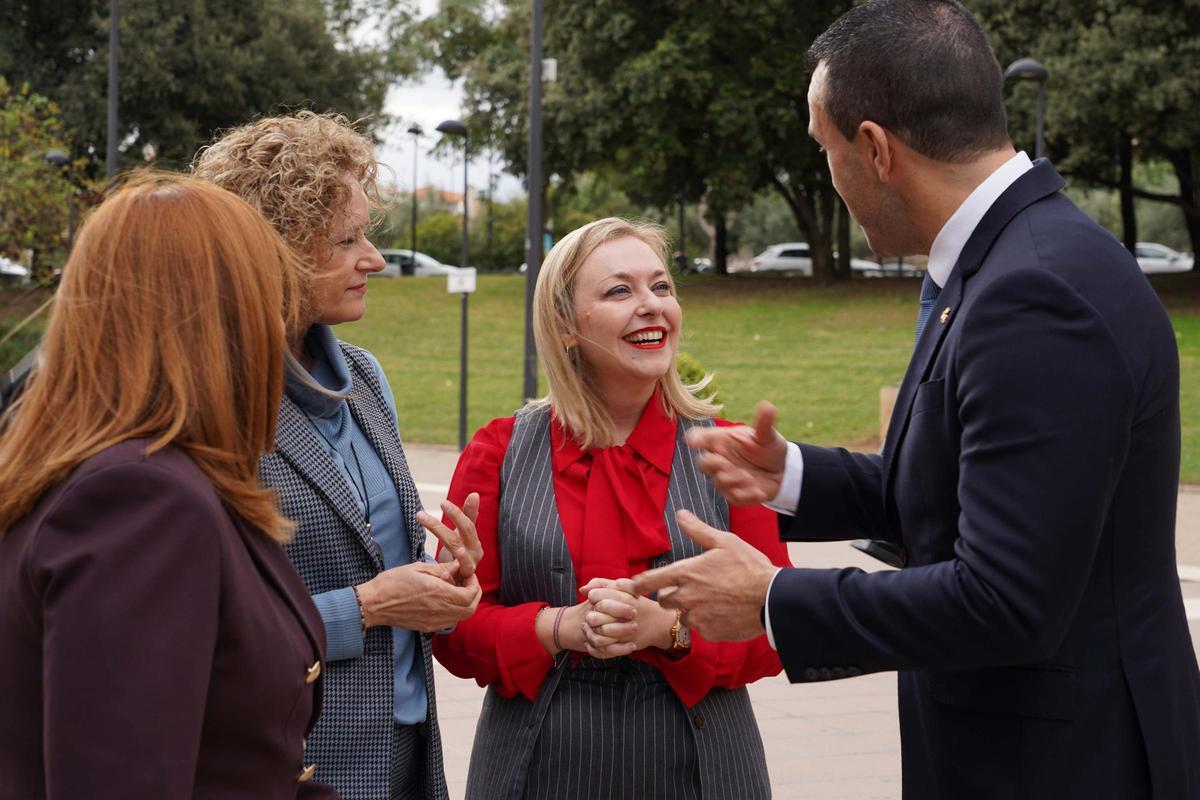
[406,443,1200,799]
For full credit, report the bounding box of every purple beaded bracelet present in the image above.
[552,606,568,652]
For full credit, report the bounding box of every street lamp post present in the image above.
[436,119,471,450]
[407,124,422,273]
[524,0,545,402]
[107,0,119,178]
[1004,57,1048,160]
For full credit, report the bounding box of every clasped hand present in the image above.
[355,493,484,633]
[539,579,675,659]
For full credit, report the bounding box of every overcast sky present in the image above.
[374,1,525,201]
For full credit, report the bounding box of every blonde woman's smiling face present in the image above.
[567,236,682,399]
[310,179,385,326]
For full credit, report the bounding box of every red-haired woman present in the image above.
[0,173,335,798]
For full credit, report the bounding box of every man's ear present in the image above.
[858,121,893,183]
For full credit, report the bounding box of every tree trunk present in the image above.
[714,214,728,275]
[771,177,840,283]
[1119,137,1137,255]
[1168,148,1200,266]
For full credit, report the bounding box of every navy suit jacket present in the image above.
[771,161,1200,798]
[0,440,336,799]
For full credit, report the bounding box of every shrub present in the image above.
[675,350,722,410]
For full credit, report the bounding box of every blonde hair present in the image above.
[0,172,298,540]
[191,110,380,339]
[533,217,720,449]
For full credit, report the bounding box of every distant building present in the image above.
[414,187,477,218]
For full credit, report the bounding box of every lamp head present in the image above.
[1004,57,1047,82]
[435,119,468,138]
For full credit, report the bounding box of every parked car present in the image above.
[749,242,813,275]
[851,258,923,278]
[0,255,30,286]
[375,249,458,277]
[1135,242,1193,274]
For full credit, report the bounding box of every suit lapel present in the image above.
[274,395,379,562]
[881,159,1068,496]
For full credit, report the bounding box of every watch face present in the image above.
[676,624,692,648]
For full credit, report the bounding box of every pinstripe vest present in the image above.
[465,405,771,799]
[260,342,447,800]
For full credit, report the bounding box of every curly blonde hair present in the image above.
[192,112,380,335]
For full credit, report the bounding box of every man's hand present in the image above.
[356,561,481,632]
[422,493,483,579]
[631,510,779,642]
[685,401,788,505]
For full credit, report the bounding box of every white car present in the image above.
[0,255,30,285]
[749,242,813,275]
[851,258,922,278]
[375,249,458,277]
[1135,242,1193,274]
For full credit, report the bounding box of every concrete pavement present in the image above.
[405,442,1200,799]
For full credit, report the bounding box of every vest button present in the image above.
[693,714,706,729]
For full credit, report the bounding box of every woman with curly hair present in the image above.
[194,112,482,800]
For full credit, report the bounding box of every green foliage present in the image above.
[411,0,856,279]
[977,0,1200,252]
[0,0,414,172]
[674,351,722,409]
[0,78,99,275]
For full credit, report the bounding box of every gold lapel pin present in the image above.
[939,307,952,324]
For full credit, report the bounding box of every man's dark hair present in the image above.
[806,0,1011,163]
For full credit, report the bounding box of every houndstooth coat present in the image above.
[260,342,447,800]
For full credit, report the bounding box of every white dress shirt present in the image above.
[759,151,1034,649]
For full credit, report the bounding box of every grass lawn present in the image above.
[337,271,1200,482]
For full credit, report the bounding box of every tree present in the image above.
[978,0,1200,257]
[415,0,858,280]
[0,77,100,277]
[0,0,417,173]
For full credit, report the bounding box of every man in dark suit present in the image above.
[634,1,1200,796]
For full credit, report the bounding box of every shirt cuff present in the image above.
[312,587,365,662]
[762,567,785,651]
[764,442,803,515]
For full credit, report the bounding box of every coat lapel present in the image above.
[340,350,429,563]
[232,515,327,725]
[881,159,1068,497]
[273,394,380,563]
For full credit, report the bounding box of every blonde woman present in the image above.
[434,218,789,799]
[194,112,481,800]
[0,174,334,798]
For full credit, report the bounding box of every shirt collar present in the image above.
[285,324,351,419]
[550,387,677,475]
[926,151,1033,288]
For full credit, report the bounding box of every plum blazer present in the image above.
[0,440,336,799]
[770,161,1200,798]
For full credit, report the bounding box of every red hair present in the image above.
[0,172,301,540]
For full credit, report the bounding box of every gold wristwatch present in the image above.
[669,609,692,653]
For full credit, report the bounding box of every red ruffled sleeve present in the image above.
[430,418,556,702]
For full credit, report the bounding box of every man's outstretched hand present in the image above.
[685,401,788,506]
[632,510,779,642]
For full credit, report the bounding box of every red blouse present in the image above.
[432,397,790,709]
